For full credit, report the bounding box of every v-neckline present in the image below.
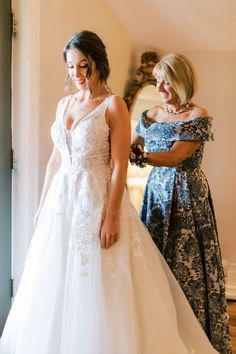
[63,94,110,132]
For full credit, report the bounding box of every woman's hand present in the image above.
[100,217,119,249]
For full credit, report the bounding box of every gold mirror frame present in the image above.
[124,51,160,111]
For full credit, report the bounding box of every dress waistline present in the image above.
[60,154,111,171]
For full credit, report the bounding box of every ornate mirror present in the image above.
[125,52,162,212]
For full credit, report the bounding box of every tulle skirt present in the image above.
[0,166,218,354]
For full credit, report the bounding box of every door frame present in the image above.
[11,0,40,292]
[0,0,12,333]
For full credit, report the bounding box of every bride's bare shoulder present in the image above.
[57,94,72,107]
[108,94,127,108]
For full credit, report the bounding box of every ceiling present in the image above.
[107,0,236,52]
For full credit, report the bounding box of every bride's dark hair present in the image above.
[63,30,110,85]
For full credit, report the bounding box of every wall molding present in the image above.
[12,0,40,291]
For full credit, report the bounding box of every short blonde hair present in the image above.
[153,53,198,104]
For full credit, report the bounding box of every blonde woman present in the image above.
[132,53,231,353]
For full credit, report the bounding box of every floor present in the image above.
[228,301,236,353]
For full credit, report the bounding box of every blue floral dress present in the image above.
[136,111,232,354]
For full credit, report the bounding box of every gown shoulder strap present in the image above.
[56,95,75,124]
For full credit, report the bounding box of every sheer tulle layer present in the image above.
[0,166,218,354]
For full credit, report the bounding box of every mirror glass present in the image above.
[127,85,162,212]
[130,85,159,125]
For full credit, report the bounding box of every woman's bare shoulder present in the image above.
[106,95,129,117]
[107,94,127,109]
[146,105,163,118]
[57,94,71,108]
[190,104,210,118]
[106,95,129,125]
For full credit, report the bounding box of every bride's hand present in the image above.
[100,217,119,249]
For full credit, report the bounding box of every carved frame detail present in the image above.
[124,51,159,111]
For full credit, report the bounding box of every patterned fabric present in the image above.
[136,111,232,354]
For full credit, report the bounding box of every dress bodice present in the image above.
[136,111,214,171]
[51,95,111,171]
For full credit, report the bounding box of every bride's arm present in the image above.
[33,145,61,227]
[100,96,131,249]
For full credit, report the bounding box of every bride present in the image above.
[0,31,220,354]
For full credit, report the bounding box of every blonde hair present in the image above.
[153,53,198,104]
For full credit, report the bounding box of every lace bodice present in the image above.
[51,95,111,170]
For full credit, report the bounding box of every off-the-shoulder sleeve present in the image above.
[173,116,214,141]
[135,113,146,138]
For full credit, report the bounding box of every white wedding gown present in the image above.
[0,95,219,354]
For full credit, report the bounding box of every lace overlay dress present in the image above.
[136,111,231,354]
[0,96,220,354]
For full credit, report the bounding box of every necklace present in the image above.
[165,102,191,116]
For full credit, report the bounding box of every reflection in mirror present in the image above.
[130,84,160,127]
[124,52,160,212]
[125,51,160,212]
[127,86,162,213]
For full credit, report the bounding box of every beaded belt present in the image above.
[60,154,111,171]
